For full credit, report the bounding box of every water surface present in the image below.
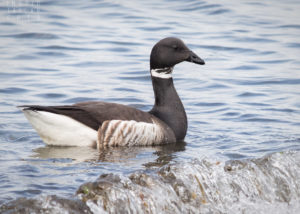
[0,0,300,213]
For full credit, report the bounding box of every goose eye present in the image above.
[172,45,178,50]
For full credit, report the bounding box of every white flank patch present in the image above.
[98,119,166,147]
[22,110,97,147]
[150,67,173,79]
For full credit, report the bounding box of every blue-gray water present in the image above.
[0,0,300,213]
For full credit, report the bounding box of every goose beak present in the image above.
[186,51,205,65]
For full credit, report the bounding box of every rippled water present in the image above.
[0,0,300,213]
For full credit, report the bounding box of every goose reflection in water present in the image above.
[32,142,186,168]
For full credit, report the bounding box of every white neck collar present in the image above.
[150,67,173,79]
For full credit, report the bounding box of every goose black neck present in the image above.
[149,76,187,141]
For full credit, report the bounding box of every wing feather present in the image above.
[20,102,153,131]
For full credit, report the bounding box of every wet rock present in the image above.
[0,195,92,214]
[77,151,300,214]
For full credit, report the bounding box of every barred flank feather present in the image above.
[97,118,175,148]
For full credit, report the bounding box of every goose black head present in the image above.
[150,37,205,70]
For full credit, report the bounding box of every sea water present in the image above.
[0,0,299,213]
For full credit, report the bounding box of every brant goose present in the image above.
[19,37,205,148]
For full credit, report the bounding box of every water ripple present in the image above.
[35,51,69,57]
[286,42,300,48]
[1,33,59,39]
[178,3,220,12]
[230,65,262,70]
[1,0,300,211]
[209,8,231,15]
[252,59,291,64]
[36,93,66,99]
[277,24,300,29]
[218,78,300,86]
[195,102,226,107]
[238,92,266,97]
[0,87,29,94]
[197,44,257,53]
